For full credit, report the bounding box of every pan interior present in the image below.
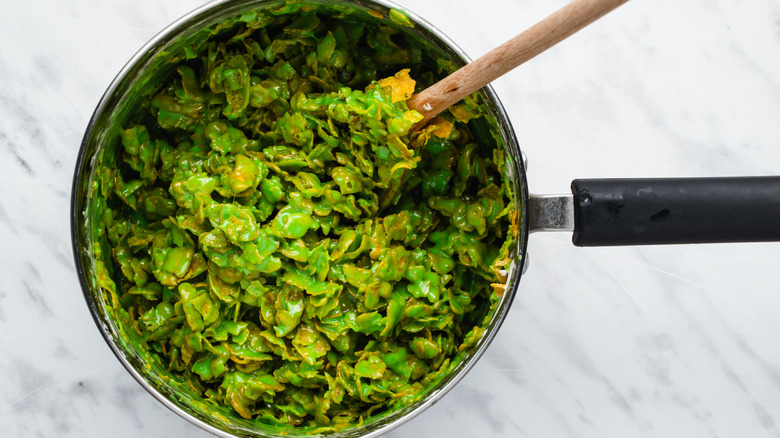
[71,1,528,436]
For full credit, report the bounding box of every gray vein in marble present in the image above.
[636,333,675,386]
[53,339,78,361]
[114,383,147,428]
[719,364,779,435]
[1,362,137,437]
[3,189,75,270]
[0,202,18,235]
[546,328,636,419]
[0,290,6,321]
[22,281,54,317]
[3,358,55,414]
[753,403,777,433]
[0,97,46,174]
[460,386,505,434]
[10,147,33,174]
[21,263,53,317]
[705,300,780,393]
[539,391,586,438]
[0,52,84,185]
[647,267,780,435]
[594,266,647,316]
[17,226,73,271]
[710,4,780,97]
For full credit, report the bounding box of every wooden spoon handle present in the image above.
[407,0,629,124]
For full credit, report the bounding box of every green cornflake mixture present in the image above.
[89,6,515,432]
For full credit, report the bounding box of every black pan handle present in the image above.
[571,177,780,246]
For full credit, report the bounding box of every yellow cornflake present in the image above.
[428,116,454,139]
[389,9,414,28]
[377,69,416,103]
[449,102,480,124]
[402,110,423,124]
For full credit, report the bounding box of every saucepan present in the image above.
[70,0,780,437]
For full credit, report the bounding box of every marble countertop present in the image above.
[3,0,780,436]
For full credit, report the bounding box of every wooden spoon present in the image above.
[407,0,630,125]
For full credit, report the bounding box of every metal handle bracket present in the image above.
[529,194,575,232]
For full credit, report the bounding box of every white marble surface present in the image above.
[2,0,780,437]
